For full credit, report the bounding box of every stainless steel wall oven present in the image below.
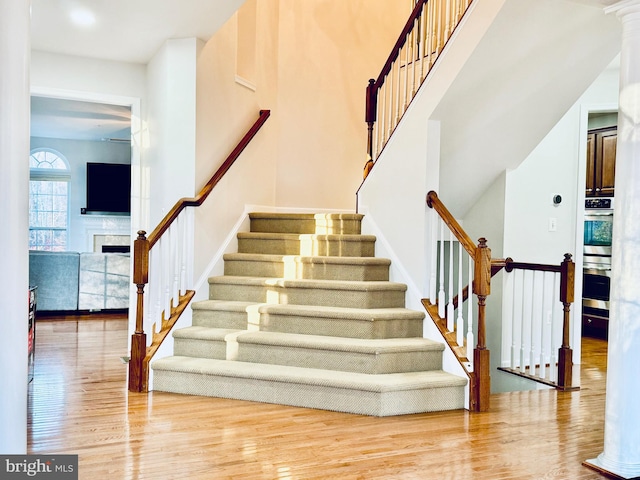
[582,197,613,338]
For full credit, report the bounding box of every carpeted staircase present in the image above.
[152,212,467,416]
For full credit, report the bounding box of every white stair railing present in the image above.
[128,110,271,393]
[499,255,576,389]
[428,207,475,372]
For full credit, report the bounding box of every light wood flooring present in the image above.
[28,313,611,479]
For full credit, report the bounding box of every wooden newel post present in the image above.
[473,238,491,412]
[364,78,378,178]
[129,230,150,393]
[557,253,575,389]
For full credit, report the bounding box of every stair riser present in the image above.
[224,259,389,281]
[259,313,424,339]
[174,338,228,360]
[192,310,252,330]
[208,283,406,309]
[237,238,375,256]
[191,308,423,338]
[153,370,465,417]
[236,344,443,374]
[250,218,362,235]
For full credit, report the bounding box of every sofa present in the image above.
[29,251,130,312]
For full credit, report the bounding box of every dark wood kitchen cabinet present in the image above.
[586,127,617,197]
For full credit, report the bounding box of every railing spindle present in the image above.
[519,272,528,374]
[447,229,455,331]
[429,207,438,304]
[466,256,474,365]
[438,219,446,318]
[456,240,464,346]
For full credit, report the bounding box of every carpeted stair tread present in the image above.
[191,299,257,313]
[237,232,376,257]
[153,355,467,392]
[173,326,243,341]
[189,301,425,337]
[223,253,391,266]
[223,253,391,280]
[208,276,408,292]
[234,331,443,354]
[238,232,376,242]
[208,276,408,309]
[249,212,364,234]
[254,303,424,321]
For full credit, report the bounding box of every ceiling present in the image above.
[30,96,132,142]
[31,0,245,64]
[30,0,245,142]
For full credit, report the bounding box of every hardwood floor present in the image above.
[28,314,611,479]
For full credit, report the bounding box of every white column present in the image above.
[586,1,640,478]
[0,0,31,454]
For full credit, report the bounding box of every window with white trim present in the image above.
[29,149,70,251]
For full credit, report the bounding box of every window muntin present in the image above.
[29,149,70,251]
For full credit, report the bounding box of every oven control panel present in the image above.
[586,198,612,209]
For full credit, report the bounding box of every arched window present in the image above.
[29,149,70,251]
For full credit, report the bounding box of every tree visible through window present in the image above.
[29,149,70,251]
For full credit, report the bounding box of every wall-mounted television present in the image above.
[82,162,131,215]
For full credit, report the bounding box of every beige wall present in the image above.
[274,1,406,209]
[192,0,406,283]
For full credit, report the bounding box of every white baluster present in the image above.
[395,48,401,124]
[425,0,432,67]
[411,18,417,96]
[186,207,195,286]
[456,241,464,347]
[171,222,179,309]
[466,256,474,366]
[530,271,538,377]
[387,74,394,138]
[549,272,559,383]
[539,271,548,379]
[438,219,446,318]
[519,271,527,374]
[420,2,428,80]
[429,208,438,304]
[509,269,518,369]
[404,34,410,111]
[180,211,187,295]
[446,229,454,331]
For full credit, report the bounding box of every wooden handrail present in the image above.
[427,190,476,256]
[147,109,271,247]
[128,109,271,393]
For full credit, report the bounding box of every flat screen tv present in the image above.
[84,162,131,215]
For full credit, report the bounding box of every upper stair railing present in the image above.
[364,0,473,176]
[128,109,271,393]
[425,191,577,411]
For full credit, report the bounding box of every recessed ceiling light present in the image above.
[69,8,96,27]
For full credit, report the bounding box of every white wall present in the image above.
[0,0,30,454]
[145,38,202,228]
[30,137,131,252]
[31,51,146,101]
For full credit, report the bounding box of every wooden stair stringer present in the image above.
[422,299,473,375]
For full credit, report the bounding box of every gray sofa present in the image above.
[29,251,130,312]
